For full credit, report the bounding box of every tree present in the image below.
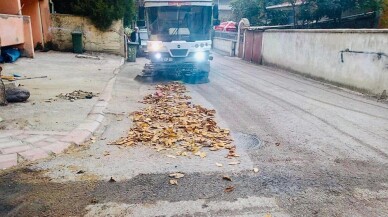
[230,0,263,25]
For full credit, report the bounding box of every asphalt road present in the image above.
[1,54,388,216]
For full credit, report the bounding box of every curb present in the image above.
[60,58,124,146]
[0,58,125,170]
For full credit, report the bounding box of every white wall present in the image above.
[213,38,235,56]
[262,29,388,94]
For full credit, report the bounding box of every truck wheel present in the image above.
[183,71,209,84]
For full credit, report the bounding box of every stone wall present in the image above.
[50,14,125,56]
[261,29,388,95]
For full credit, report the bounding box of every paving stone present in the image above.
[0,140,25,149]
[27,131,68,136]
[19,148,49,161]
[41,142,72,154]
[24,135,48,144]
[0,137,13,143]
[76,121,101,133]
[32,140,53,148]
[44,137,60,143]
[0,153,18,169]
[60,130,91,145]
[25,134,49,144]
[1,145,32,154]
[0,130,23,138]
[11,133,31,140]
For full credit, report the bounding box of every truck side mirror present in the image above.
[213,19,220,26]
[213,4,219,20]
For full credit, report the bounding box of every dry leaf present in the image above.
[111,82,235,160]
[169,173,185,179]
[224,186,235,192]
[166,155,177,159]
[253,168,259,173]
[222,175,232,181]
[169,179,178,185]
[228,161,240,165]
[108,177,116,182]
[216,163,223,167]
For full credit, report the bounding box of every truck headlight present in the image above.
[194,52,206,61]
[148,41,163,51]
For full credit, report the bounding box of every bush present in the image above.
[53,0,135,30]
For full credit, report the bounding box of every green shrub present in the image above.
[53,0,135,30]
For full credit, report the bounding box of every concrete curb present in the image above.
[0,58,124,170]
[60,58,124,147]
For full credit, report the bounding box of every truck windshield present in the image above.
[147,6,212,42]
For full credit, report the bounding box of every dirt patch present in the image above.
[0,168,97,217]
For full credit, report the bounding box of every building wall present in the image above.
[0,14,25,46]
[21,0,43,47]
[261,29,388,94]
[0,14,34,57]
[50,14,125,56]
[0,1,21,15]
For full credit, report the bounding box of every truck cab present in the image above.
[139,0,219,83]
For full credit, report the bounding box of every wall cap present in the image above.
[265,29,388,33]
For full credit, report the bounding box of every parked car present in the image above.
[214,21,237,32]
[139,28,149,56]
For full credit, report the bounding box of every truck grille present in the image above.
[170,49,188,57]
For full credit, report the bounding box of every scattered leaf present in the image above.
[169,179,178,185]
[90,198,99,204]
[108,177,116,182]
[76,170,85,174]
[228,161,240,165]
[216,163,223,167]
[223,175,232,181]
[199,152,207,158]
[166,154,177,159]
[224,186,235,192]
[275,142,280,146]
[253,168,259,173]
[103,151,110,156]
[169,173,185,179]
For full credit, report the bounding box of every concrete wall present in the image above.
[213,38,236,56]
[50,14,125,56]
[262,29,388,94]
[0,1,21,15]
[21,0,43,47]
[0,14,34,57]
[0,14,25,46]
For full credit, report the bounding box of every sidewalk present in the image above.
[0,51,124,169]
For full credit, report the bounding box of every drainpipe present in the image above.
[38,0,45,47]
[49,0,54,13]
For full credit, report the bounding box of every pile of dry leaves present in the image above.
[111,82,237,158]
[57,90,98,101]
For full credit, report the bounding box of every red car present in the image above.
[214,21,237,32]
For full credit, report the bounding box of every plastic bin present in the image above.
[71,31,83,54]
[127,42,138,62]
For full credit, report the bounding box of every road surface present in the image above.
[1,54,388,216]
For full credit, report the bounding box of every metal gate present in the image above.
[243,29,263,64]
